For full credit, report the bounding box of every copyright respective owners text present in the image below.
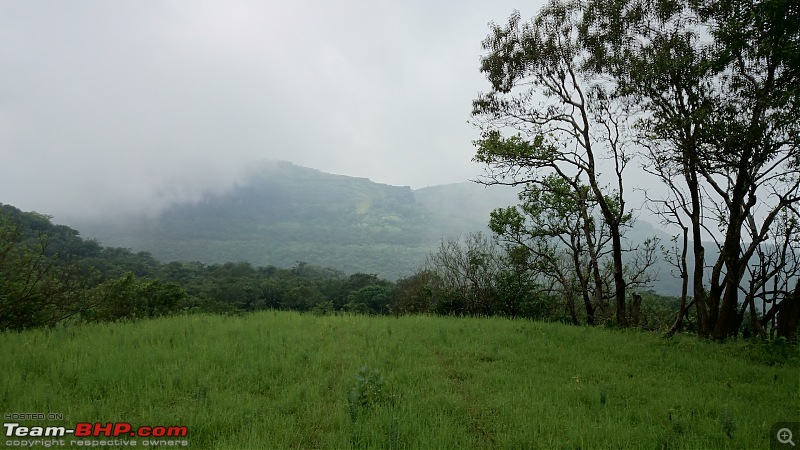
[4,413,189,448]
[773,422,800,449]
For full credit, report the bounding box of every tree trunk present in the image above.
[578,192,601,326]
[610,224,627,327]
[686,156,709,337]
[667,226,690,336]
[566,291,579,325]
[691,220,708,335]
[748,294,766,340]
[582,293,596,326]
[630,293,642,327]
[777,284,800,343]
[712,149,751,340]
[713,274,741,339]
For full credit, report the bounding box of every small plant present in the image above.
[671,418,685,435]
[756,337,798,366]
[388,416,401,449]
[194,383,209,402]
[668,408,685,435]
[598,383,608,405]
[438,327,449,344]
[719,408,736,438]
[347,366,387,423]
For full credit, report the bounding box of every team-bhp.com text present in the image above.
[4,422,189,447]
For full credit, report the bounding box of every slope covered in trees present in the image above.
[0,202,399,330]
[0,201,686,333]
[69,162,527,280]
[69,161,682,290]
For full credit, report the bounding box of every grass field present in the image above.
[1,312,798,449]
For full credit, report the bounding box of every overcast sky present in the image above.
[0,0,550,221]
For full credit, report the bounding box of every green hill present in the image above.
[71,162,515,280]
[72,161,681,293]
[72,162,424,278]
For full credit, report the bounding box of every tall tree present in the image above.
[580,0,800,338]
[473,4,636,325]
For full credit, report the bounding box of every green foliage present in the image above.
[311,299,334,316]
[473,132,557,167]
[424,233,513,317]
[749,336,800,366]
[72,162,455,281]
[598,382,608,405]
[0,206,97,331]
[579,0,800,338]
[85,273,186,322]
[345,285,392,315]
[719,408,736,439]
[1,203,404,330]
[391,270,438,315]
[347,366,388,422]
[637,290,685,331]
[0,201,708,333]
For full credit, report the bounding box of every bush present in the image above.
[347,366,388,422]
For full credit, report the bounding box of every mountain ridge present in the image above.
[69,160,681,294]
[72,162,475,279]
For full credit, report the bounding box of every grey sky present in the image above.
[1,0,546,221]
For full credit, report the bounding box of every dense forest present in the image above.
[1,200,791,343]
[1,202,683,333]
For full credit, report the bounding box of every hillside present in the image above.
[414,181,519,237]
[70,162,507,279]
[71,161,680,292]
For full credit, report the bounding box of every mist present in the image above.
[1,0,539,222]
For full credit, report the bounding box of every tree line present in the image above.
[0,203,681,333]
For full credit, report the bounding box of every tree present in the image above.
[744,213,800,340]
[391,270,438,315]
[425,233,507,316]
[86,273,186,322]
[345,285,393,314]
[0,210,96,331]
[580,0,800,338]
[473,4,638,325]
[490,175,610,324]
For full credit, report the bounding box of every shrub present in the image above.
[347,366,387,422]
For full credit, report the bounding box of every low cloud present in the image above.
[0,0,538,222]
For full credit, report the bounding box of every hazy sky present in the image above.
[1,0,548,221]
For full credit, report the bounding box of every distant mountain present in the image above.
[72,162,445,279]
[71,161,681,294]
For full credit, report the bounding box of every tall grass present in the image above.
[1,312,797,449]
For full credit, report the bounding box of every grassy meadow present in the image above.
[1,311,798,449]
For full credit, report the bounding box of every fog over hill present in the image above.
[70,161,682,294]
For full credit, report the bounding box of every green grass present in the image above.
[1,312,798,449]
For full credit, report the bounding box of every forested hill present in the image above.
[71,162,519,280]
[69,161,679,293]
